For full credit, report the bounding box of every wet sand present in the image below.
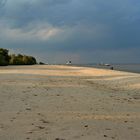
[0,65,140,140]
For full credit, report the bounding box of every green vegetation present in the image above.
[39,62,45,65]
[0,48,10,66]
[9,54,37,65]
[0,48,37,66]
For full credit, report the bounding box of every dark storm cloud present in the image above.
[2,0,139,27]
[0,0,140,63]
[0,0,7,7]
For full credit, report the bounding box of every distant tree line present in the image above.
[0,48,37,66]
[0,48,9,66]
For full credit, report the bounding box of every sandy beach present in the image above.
[0,65,140,140]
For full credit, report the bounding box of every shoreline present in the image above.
[70,64,140,74]
[0,64,139,74]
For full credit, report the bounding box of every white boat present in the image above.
[104,64,111,66]
[99,63,110,66]
[66,61,72,65]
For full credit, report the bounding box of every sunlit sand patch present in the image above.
[100,76,137,80]
[128,83,140,89]
[40,84,86,88]
[0,65,135,77]
[79,68,129,76]
[0,82,35,86]
[38,111,140,120]
[77,114,140,120]
[86,75,137,81]
[1,111,139,121]
[0,81,86,87]
[0,69,80,76]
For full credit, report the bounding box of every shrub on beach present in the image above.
[39,62,45,65]
[9,54,37,65]
[0,48,37,66]
[0,48,9,66]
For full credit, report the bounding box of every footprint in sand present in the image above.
[84,125,88,128]
[104,135,108,137]
[55,138,65,140]
[0,124,4,129]
[25,107,32,111]
[36,126,45,130]
[27,131,33,134]
[105,128,111,131]
[128,127,133,130]
[40,119,49,124]
[10,117,16,122]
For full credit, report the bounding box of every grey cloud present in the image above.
[0,0,7,8]
[1,0,140,27]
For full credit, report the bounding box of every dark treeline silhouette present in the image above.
[0,48,10,66]
[0,48,37,66]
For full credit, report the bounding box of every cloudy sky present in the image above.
[0,0,140,64]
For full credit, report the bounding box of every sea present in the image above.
[75,64,140,74]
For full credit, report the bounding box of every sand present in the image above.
[0,65,140,140]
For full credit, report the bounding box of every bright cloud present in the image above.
[0,22,63,41]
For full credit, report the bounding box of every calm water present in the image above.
[77,64,140,74]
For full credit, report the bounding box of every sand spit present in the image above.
[0,65,140,140]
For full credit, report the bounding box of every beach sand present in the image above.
[0,65,140,140]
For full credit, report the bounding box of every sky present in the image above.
[0,0,140,64]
